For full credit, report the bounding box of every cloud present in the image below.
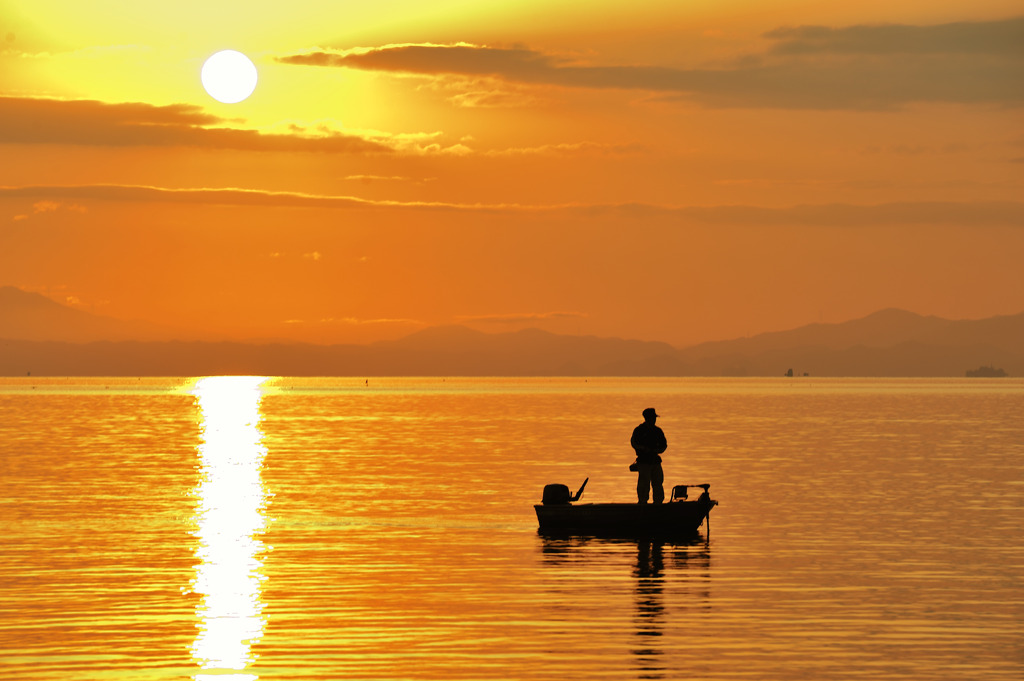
[345,174,412,182]
[268,119,469,155]
[416,73,541,109]
[344,174,439,186]
[764,17,1024,56]
[458,311,588,324]
[9,198,87,221]
[483,141,644,157]
[282,317,426,327]
[445,86,537,109]
[0,97,391,152]
[279,42,559,78]
[3,184,1022,227]
[278,17,1024,109]
[0,183,519,211]
[30,200,60,213]
[589,201,1024,227]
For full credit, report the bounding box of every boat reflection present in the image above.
[190,376,271,681]
[539,535,710,680]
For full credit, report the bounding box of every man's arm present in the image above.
[630,426,642,453]
[654,427,667,454]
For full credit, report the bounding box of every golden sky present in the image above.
[2,1,1022,346]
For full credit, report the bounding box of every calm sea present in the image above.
[1,377,1021,680]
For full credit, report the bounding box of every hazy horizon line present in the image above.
[4,284,1023,351]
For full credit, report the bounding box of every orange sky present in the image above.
[2,1,1022,347]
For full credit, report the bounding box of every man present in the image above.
[631,407,667,504]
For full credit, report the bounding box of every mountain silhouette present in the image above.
[669,308,1024,377]
[376,326,678,375]
[1,286,1021,376]
[0,286,177,342]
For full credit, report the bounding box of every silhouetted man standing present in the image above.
[631,407,667,504]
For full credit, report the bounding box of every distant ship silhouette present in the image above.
[966,365,1008,377]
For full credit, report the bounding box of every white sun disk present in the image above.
[201,50,258,104]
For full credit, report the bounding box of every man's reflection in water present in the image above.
[539,534,710,680]
[632,539,713,679]
[633,540,666,678]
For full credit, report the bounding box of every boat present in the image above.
[534,478,718,537]
[966,365,1008,378]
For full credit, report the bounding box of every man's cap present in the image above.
[643,407,659,419]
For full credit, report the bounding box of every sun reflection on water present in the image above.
[190,376,270,680]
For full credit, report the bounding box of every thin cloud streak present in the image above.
[0,97,391,152]
[458,311,588,324]
[3,184,1022,226]
[282,317,426,327]
[482,141,645,157]
[0,184,531,212]
[278,17,1024,109]
[0,97,480,156]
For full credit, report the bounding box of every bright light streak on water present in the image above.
[190,376,270,680]
[1,377,1021,680]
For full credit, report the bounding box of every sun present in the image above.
[201,50,258,104]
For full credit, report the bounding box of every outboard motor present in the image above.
[541,478,588,505]
[671,483,711,502]
[542,484,572,505]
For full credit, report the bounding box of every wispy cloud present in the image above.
[458,311,588,324]
[282,316,426,327]
[415,74,540,109]
[3,183,1022,227]
[482,141,644,157]
[444,84,537,109]
[346,174,414,182]
[0,97,391,152]
[0,184,526,211]
[275,120,471,155]
[10,198,87,221]
[0,97,630,157]
[278,17,1024,109]
[279,42,554,78]
[764,18,1024,56]
[589,201,1024,227]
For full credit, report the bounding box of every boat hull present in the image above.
[535,497,716,537]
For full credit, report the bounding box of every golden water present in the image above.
[1,377,1022,679]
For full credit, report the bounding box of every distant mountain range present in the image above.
[0,286,178,342]
[1,286,1021,376]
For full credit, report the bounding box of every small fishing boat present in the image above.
[534,478,718,537]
